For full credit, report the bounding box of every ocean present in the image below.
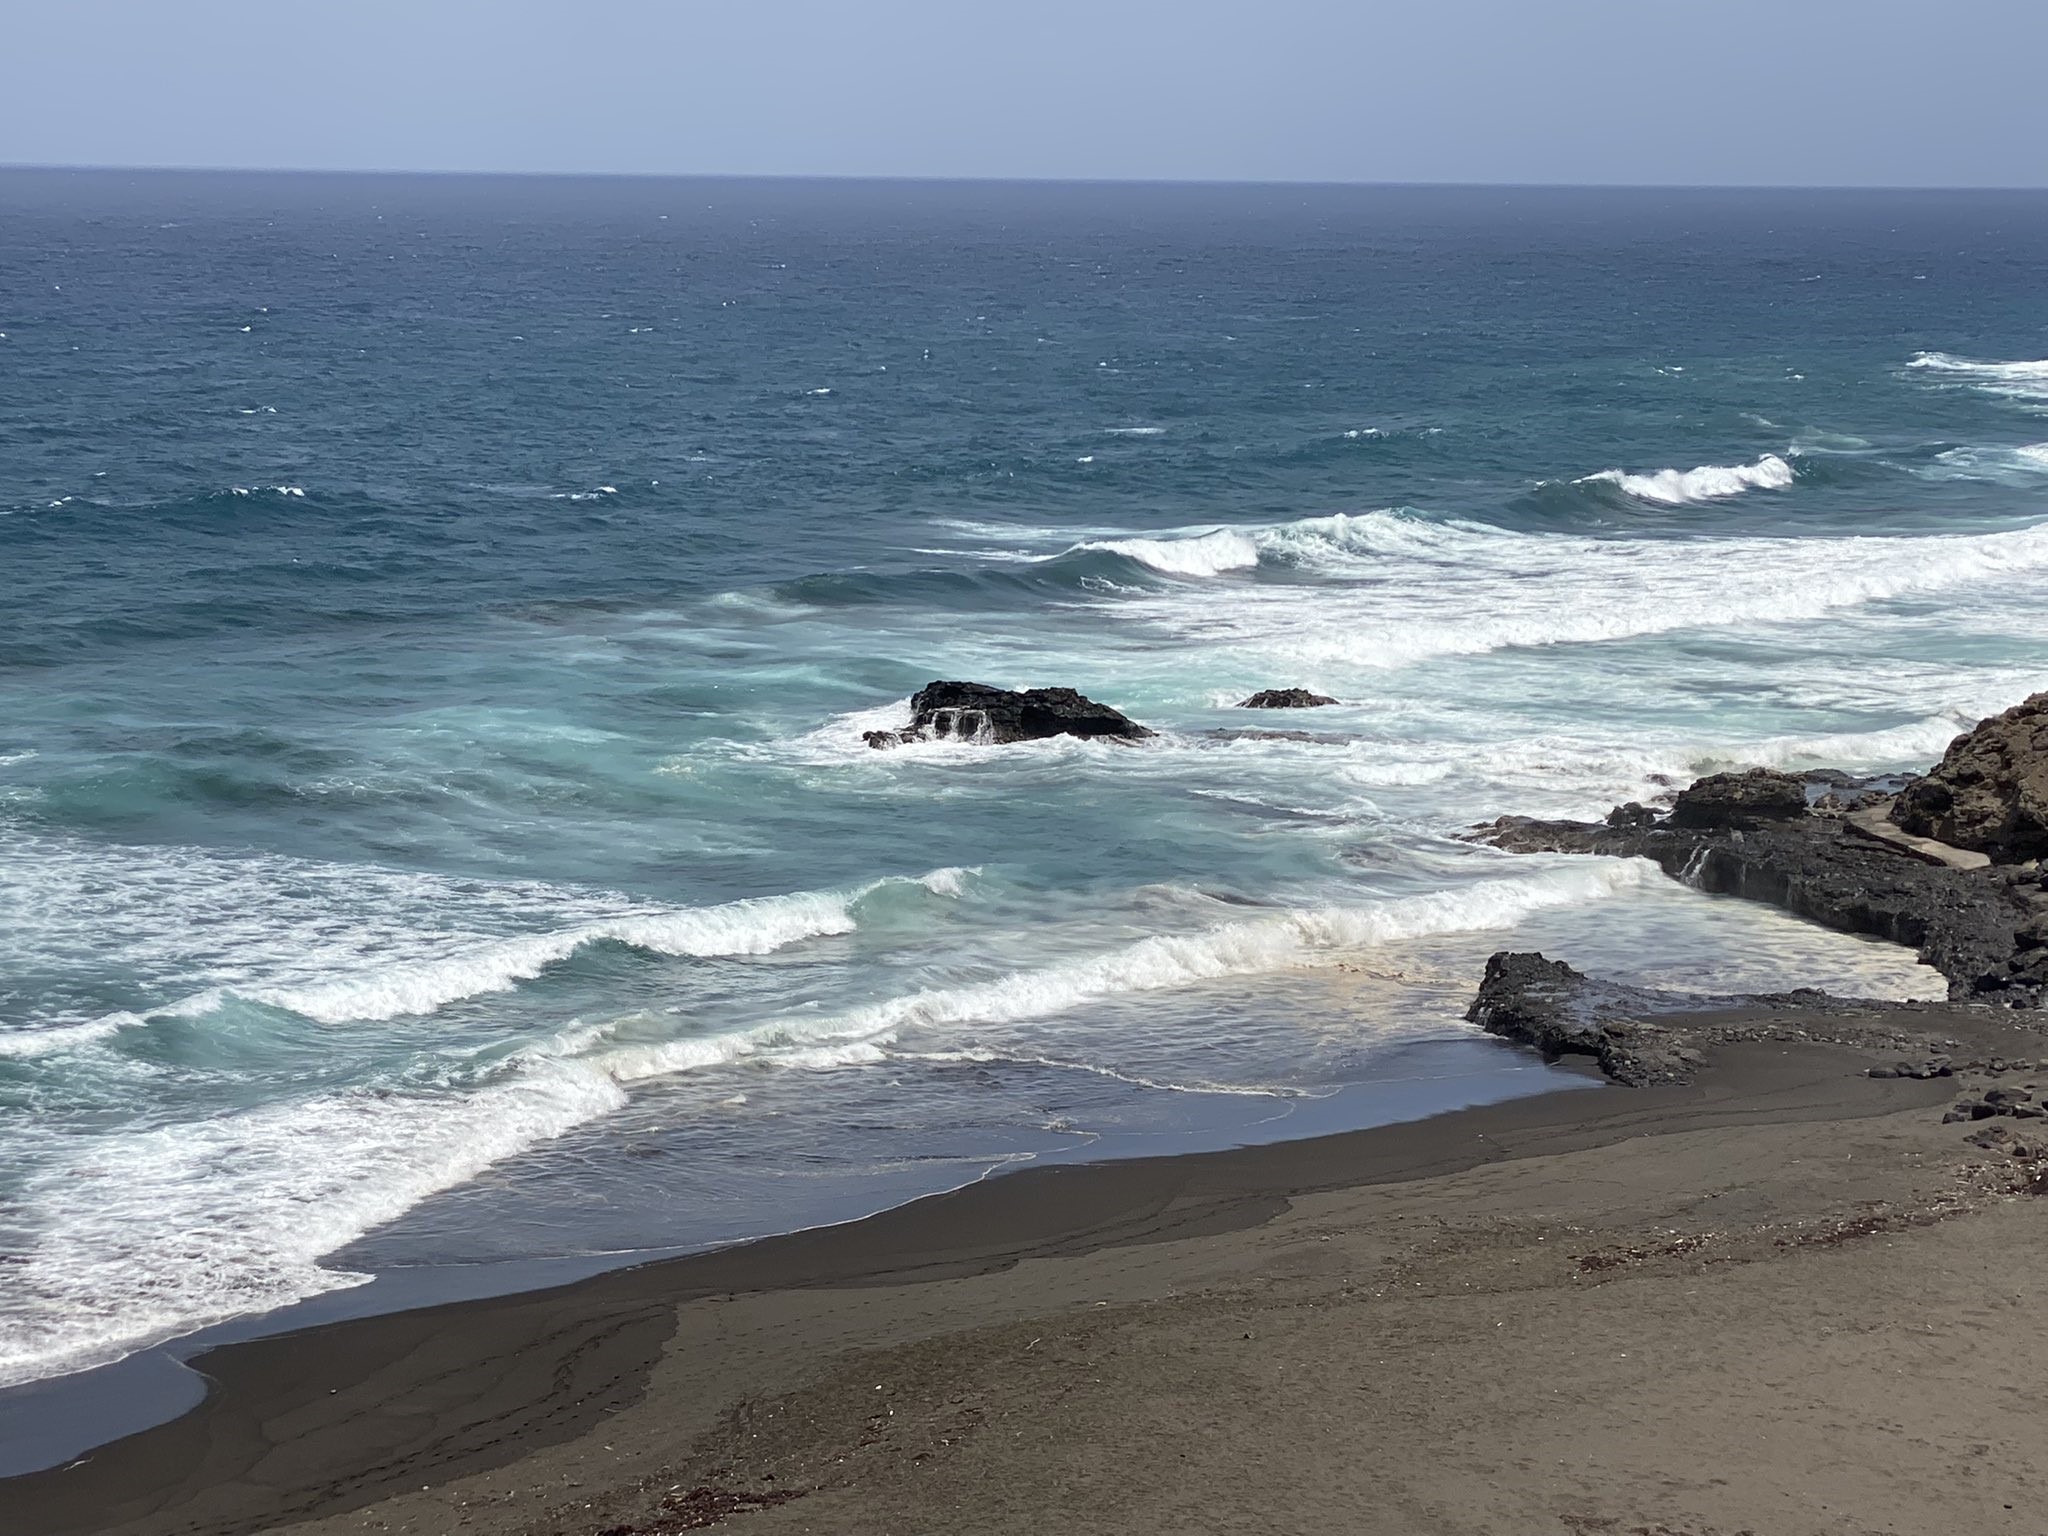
[3,171,2045,1398]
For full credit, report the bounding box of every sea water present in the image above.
[3,172,2045,1391]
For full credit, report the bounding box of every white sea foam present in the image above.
[1081,528,1261,577]
[1106,510,2048,671]
[897,1046,1299,1098]
[235,886,869,1024]
[208,869,968,1027]
[0,1047,628,1390]
[595,860,1654,1085]
[1104,426,1167,436]
[1578,453,1796,504]
[1684,715,1968,778]
[1921,443,2048,482]
[0,1015,142,1060]
[1909,352,2048,405]
[1910,351,2048,381]
[1320,712,1986,826]
[0,830,971,1042]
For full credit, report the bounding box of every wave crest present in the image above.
[1910,352,2048,404]
[1077,529,1260,577]
[594,860,1654,1085]
[1577,454,1796,505]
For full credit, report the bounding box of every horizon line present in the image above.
[3,162,2046,195]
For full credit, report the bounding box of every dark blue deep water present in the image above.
[4,171,2046,1389]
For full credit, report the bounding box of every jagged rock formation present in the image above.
[861,681,1154,749]
[1479,773,2046,1004]
[1891,693,2048,863]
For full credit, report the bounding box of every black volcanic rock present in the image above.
[862,681,1154,749]
[1477,773,2039,1005]
[1891,693,2048,863]
[1465,953,1712,1085]
[1236,688,1339,709]
[1669,768,1808,829]
[1464,951,1987,1086]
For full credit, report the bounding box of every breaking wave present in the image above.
[1077,529,1261,577]
[1920,443,2048,483]
[0,829,976,1050]
[1100,509,2048,669]
[1577,453,1797,505]
[1910,352,2048,404]
[595,860,1656,1084]
[0,1044,628,1390]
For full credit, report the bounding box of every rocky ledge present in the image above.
[862,680,1155,749]
[1464,951,1906,1085]
[1468,951,2046,1151]
[1479,766,2048,1004]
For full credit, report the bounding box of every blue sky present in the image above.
[5,0,2045,186]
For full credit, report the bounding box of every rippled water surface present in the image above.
[4,173,2045,1388]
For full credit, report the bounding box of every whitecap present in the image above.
[1578,453,1795,505]
[208,873,965,1026]
[1908,352,2048,405]
[0,1015,144,1060]
[0,831,973,1043]
[1079,528,1261,578]
[1919,443,2048,483]
[1103,509,2048,672]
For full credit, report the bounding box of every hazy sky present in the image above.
[5,0,2046,186]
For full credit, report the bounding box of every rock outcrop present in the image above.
[1479,772,2046,1004]
[1467,951,2039,1097]
[861,681,1154,749]
[1891,693,2048,863]
[1466,952,1698,1084]
[1462,951,1861,1085]
[1667,768,1807,829]
[1236,689,1338,709]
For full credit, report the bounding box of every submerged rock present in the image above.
[861,680,1154,749]
[1236,688,1338,709]
[1891,693,2048,863]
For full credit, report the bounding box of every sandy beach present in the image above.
[7,992,2044,1536]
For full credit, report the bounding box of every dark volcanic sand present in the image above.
[6,1001,2047,1536]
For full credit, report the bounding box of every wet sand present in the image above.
[6,1004,2046,1536]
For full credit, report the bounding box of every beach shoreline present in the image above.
[7,993,2043,1536]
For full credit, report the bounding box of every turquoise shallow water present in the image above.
[3,172,2046,1389]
